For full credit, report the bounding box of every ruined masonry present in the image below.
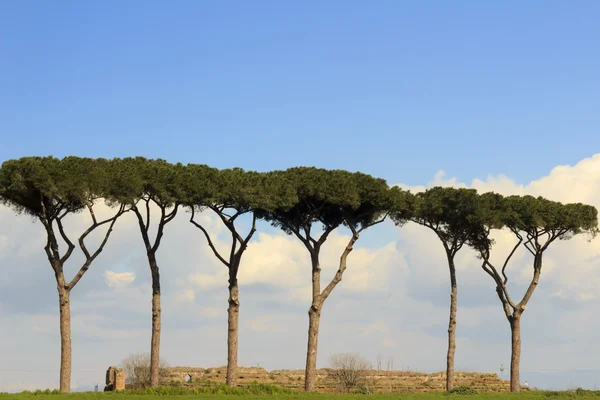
[105,366,126,391]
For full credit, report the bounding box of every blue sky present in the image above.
[1,1,599,186]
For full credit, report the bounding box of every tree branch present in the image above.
[229,230,238,265]
[317,225,336,246]
[501,237,523,285]
[144,197,151,233]
[67,205,126,290]
[518,257,542,309]
[190,208,230,267]
[356,214,388,234]
[56,215,75,264]
[292,227,312,249]
[164,204,179,224]
[151,203,179,253]
[241,212,258,250]
[320,227,360,301]
[483,260,517,310]
[540,229,563,252]
[132,205,152,250]
[87,202,98,225]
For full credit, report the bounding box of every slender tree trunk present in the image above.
[149,253,161,388]
[57,287,72,393]
[226,270,240,387]
[304,305,321,391]
[510,315,521,392]
[446,256,458,391]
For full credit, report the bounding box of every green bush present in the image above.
[445,386,478,395]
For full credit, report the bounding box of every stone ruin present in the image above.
[105,364,509,392]
[156,366,510,392]
[104,366,126,391]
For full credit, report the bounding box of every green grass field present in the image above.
[2,393,600,400]
[2,387,600,400]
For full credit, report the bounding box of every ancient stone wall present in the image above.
[156,366,509,392]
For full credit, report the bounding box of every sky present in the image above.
[1,0,600,392]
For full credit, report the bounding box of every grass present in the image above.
[2,386,600,400]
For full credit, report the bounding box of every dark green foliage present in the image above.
[110,157,185,208]
[0,156,111,217]
[257,167,404,236]
[470,193,599,257]
[444,386,478,395]
[502,195,598,246]
[180,163,219,207]
[256,167,354,234]
[388,186,417,226]
[183,166,295,215]
[400,187,487,251]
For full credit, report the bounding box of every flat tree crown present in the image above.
[0,156,108,217]
[503,195,599,243]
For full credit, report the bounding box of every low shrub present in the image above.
[445,386,478,395]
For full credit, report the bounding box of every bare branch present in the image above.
[209,205,251,247]
[68,205,126,290]
[229,209,242,223]
[241,212,257,249]
[356,213,388,234]
[164,203,179,224]
[317,225,336,246]
[483,260,517,309]
[523,239,536,256]
[229,230,238,265]
[144,197,151,233]
[56,215,75,264]
[293,229,312,249]
[320,229,360,301]
[518,260,542,308]
[87,202,98,225]
[501,237,523,285]
[540,229,564,252]
[132,205,152,250]
[189,208,229,267]
[480,259,497,281]
[151,203,179,254]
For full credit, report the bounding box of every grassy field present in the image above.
[2,387,600,400]
[2,393,600,400]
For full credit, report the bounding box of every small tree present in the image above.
[472,194,598,392]
[0,157,127,393]
[329,353,372,392]
[120,352,169,386]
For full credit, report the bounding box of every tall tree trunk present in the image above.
[58,288,71,393]
[446,256,458,391]
[226,270,240,387]
[149,253,161,388]
[510,315,521,392]
[304,305,321,391]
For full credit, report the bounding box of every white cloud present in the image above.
[176,289,195,303]
[103,270,136,288]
